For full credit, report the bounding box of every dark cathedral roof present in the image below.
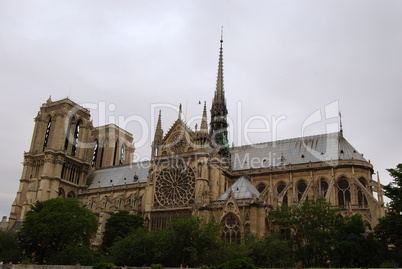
[86,133,367,189]
[86,161,149,189]
[231,132,366,171]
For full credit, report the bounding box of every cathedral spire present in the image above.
[154,110,163,145]
[339,111,343,136]
[210,31,229,156]
[201,101,208,132]
[214,28,225,106]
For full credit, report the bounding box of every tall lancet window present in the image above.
[64,117,72,150]
[119,144,125,165]
[113,141,118,166]
[338,178,351,207]
[71,121,80,156]
[43,118,52,151]
[91,140,99,168]
[297,180,307,202]
[277,182,288,206]
[357,178,368,207]
[99,140,105,168]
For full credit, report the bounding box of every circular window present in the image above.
[277,183,286,194]
[154,164,195,207]
[297,181,307,193]
[338,178,349,190]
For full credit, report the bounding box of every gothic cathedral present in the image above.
[8,38,385,245]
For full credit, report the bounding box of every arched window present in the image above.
[358,178,368,207]
[222,214,241,244]
[71,121,81,156]
[297,180,307,202]
[277,182,288,206]
[58,188,65,198]
[119,144,125,165]
[319,179,329,198]
[338,177,351,207]
[257,183,266,193]
[67,191,75,198]
[92,140,99,168]
[43,118,52,151]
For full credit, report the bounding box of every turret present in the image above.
[152,110,163,157]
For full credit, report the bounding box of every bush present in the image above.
[0,229,21,263]
[151,263,162,269]
[93,262,116,269]
[46,244,96,265]
[211,259,257,269]
[251,235,294,268]
[380,260,399,268]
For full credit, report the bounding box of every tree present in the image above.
[250,234,294,268]
[375,163,402,263]
[100,210,144,252]
[110,228,157,266]
[109,216,222,267]
[269,198,337,267]
[331,214,388,268]
[0,229,20,263]
[157,217,222,267]
[18,198,98,264]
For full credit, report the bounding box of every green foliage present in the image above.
[269,198,337,267]
[380,260,400,268]
[210,259,257,269]
[101,210,144,252]
[157,216,222,267]
[110,216,222,267]
[93,262,116,269]
[384,163,402,213]
[151,263,162,269]
[18,198,98,264]
[250,234,294,268]
[110,228,157,266]
[215,243,252,265]
[0,229,20,263]
[331,214,388,268]
[46,244,96,265]
[375,163,402,258]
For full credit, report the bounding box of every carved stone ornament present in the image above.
[154,164,195,207]
[169,132,187,153]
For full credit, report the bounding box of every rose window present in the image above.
[154,165,195,207]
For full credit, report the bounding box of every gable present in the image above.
[159,119,196,155]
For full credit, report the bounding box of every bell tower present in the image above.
[8,97,93,229]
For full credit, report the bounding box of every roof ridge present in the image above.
[93,160,151,172]
[232,132,341,151]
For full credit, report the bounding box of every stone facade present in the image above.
[8,39,385,245]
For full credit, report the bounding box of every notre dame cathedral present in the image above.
[8,38,385,245]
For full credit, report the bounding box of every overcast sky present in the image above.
[1,0,401,219]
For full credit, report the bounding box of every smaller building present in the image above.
[0,216,8,230]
